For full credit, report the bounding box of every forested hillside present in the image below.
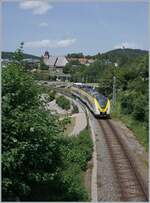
[64,49,148,149]
[101,48,148,59]
[2,51,40,60]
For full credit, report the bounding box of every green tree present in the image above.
[2,49,63,201]
[13,42,25,62]
[2,46,93,201]
[56,95,70,110]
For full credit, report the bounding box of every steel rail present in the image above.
[99,119,148,201]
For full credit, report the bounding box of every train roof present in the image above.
[74,83,108,100]
[74,83,92,88]
[83,86,107,99]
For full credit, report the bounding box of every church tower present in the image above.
[43,51,50,66]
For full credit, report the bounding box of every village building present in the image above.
[67,56,95,66]
[67,57,88,64]
[43,51,70,81]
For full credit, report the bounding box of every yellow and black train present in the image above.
[71,83,110,118]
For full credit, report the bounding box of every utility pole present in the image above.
[112,76,116,110]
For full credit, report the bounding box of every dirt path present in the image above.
[69,98,87,136]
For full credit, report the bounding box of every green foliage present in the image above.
[2,63,39,110]
[63,60,86,82]
[56,95,70,110]
[111,101,148,151]
[61,164,88,201]
[60,129,93,201]
[66,48,148,84]
[11,42,25,65]
[132,94,148,122]
[120,92,134,114]
[72,103,79,113]
[61,129,93,170]
[32,70,50,80]
[61,116,71,125]
[67,52,84,58]
[118,55,148,124]
[2,57,63,200]
[2,51,40,60]
[2,48,92,201]
[63,60,81,74]
[48,90,56,101]
[96,48,148,66]
[66,50,148,140]
[37,85,56,102]
[98,65,115,96]
[64,58,109,83]
[97,51,148,149]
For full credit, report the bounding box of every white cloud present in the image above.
[19,1,53,15]
[39,22,48,27]
[114,42,138,49]
[24,39,77,48]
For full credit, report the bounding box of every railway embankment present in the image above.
[48,92,88,136]
[87,109,148,201]
[47,87,148,201]
[68,98,87,136]
[111,102,148,151]
[109,119,149,199]
[47,91,93,200]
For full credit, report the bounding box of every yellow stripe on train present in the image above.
[94,98,110,113]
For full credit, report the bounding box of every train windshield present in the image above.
[95,94,108,108]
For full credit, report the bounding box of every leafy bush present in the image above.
[56,95,70,110]
[61,164,88,201]
[120,93,134,115]
[48,90,56,101]
[2,48,92,201]
[59,129,93,201]
[32,71,50,80]
[37,85,56,102]
[2,51,63,201]
[72,103,79,113]
[132,95,148,122]
[60,129,93,169]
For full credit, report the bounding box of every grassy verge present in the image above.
[60,128,93,201]
[111,101,148,151]
[64,117,76,136]
[32,70,50,80]
[56,95,70,110]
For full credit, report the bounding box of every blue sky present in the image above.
[3,1,149,56]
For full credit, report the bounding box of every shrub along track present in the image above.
[99,119,148,202]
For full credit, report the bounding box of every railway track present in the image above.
[51,88,148,201]
[99,119,148,201]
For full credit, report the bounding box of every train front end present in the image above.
[93,93,110,118]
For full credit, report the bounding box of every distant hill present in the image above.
[104,48,148,58]
[2,51,40,60]
[94,48,148,65]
